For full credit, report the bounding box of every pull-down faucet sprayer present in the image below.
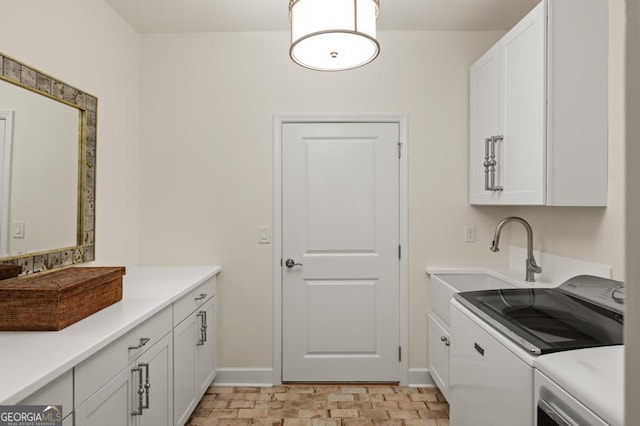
[490,216,542,282]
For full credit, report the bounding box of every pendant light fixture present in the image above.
[289,0,380,71]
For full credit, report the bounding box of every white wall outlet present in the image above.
[12,221,25,239]
[258,226,271,244]
[464,225,476,243]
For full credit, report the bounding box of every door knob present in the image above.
[285,259,303,268]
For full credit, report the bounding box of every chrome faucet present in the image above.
[490,216,542,282]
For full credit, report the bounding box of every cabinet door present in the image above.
[173,313,198,426]
[427,314,450,400]
[136,333,173,426]
[499,1,546,204]
[469,42,502,205]
[449,303,533,426]
[196,298,216,398]
[75,363,134,426]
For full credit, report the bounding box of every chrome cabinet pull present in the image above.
[201,310,208,343]
[195,293,207,301]
[128,337,151,351]
[131,366,145,415]
[483,135,504,192]
[140,362,150,410]
[196,312,206,346]
[440,336,450,346]
[484,137,492,191]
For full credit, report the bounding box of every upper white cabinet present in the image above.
[469,0,608,206]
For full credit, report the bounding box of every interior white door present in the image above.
[282,122,400,382]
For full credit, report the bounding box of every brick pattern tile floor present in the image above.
[186,385,449,426]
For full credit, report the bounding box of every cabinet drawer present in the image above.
[75,305,172,407]
[20,370,73,418]
[173,276,216,326]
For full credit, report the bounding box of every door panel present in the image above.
[282,122,400,382]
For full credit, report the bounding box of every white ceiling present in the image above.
[103,0,541,33]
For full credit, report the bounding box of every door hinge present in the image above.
[398,245,401,260]
[397,142,402,158]
[398,346,402,362]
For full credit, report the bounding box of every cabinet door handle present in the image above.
[195,293,207,301]
[484,135,504,192]
[440,336,450,346]
[474,342,485,356]
[197,312,206,346]
[484,137,492,190]
[131,366,145,416]
[489,135,503,191]
[140,362,150,410]
[201,310,208,343]
[128,337,151,351]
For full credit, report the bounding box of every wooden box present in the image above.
[0,266,125,331]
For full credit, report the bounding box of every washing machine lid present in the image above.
[453,275,624,355]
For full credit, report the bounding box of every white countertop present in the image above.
[535,345,624,426]
[0,265,221,405]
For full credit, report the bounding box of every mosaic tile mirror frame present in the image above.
[0,51,96,276]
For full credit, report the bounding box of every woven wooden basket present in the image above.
[0,266,125,331]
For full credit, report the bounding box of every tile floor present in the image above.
[186,385,449,426]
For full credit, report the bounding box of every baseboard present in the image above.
[212,367,435,388]
[408,368,437,388]
[213,368,274,387]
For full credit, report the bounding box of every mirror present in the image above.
[0,51,96,276]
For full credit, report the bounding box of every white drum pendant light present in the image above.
[289,0,380,71]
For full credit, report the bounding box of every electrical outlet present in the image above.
[464,225,476,243]
[12,221,25,239]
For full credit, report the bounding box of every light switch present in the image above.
[464,225,476,243]
[12,221,25,239]
[258,226,271,244]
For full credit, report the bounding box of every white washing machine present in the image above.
[449,275,624,426]
[534,346,623,426]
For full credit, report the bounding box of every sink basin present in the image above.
[430,273,516,326]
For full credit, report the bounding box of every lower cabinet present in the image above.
[174,297,216,426]
[427,313,450,400]
[13,273,218,426]
[76,332,173,426]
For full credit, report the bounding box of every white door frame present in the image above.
[273,113,409,385]
[0,111,14,257]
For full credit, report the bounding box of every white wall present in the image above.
[140,30,517,371]
[0,0,142,266]
[626,0,639,424]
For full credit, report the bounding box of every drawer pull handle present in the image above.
[129,337,151,350]
[440,336,450,346]
[474,342,485,356]
[195,293,207,301]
